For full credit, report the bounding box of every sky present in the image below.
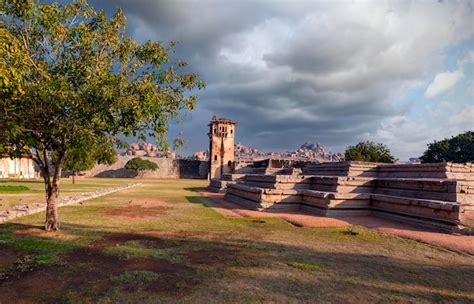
[91,0,474,160]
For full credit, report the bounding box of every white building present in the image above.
[0,155,38,178]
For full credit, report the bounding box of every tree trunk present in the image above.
[72,170,75,184]
[43,150,66,231]
[44,181,60,231]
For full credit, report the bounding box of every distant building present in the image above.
[0,155,37,178]
[208,115,235,179]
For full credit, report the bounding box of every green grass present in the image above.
[0,185,30,192]
[285,260,324,272]
[0,178,473,303]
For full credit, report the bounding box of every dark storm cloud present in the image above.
[91,0,474,157]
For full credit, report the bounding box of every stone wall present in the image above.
[0,156,37,178]
[83,155,208,179]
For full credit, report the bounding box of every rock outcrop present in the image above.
[126,143,174,158]
[233,141,343,162]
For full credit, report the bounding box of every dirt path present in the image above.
[199,189,474,255]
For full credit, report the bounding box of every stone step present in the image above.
[303,161,474,179]
[245,174,311,183]
[370,194,460,226]
[373,188,457,202]
[370,194,459,211]
[208,179,235,192]
[244,181,311,190]
[221,174,247,181]
[301,190,371,211]
[309,177,461,201]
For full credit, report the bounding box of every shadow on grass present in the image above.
[183,186,207,193]
[185,195,213,208]
[0,221,473,303]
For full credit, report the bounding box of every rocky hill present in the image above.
[234,141,343,162]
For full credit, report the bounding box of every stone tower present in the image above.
[208,115,235,180]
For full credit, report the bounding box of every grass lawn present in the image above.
[0,178,133,211]
[0,178,473,303]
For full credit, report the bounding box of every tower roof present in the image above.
[208,116,236,125]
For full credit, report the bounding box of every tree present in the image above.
[125,157,158,177]
[0,0,204,230]
[62,139,117,184]
[420,131,474,163]
[345,141,396,163]
[172,135,185,156]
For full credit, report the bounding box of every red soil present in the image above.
[101,205,169,220]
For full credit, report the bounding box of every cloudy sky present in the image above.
[92,0,474,160]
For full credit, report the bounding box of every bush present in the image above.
[125,157,158,176]
[345,141,395,163]
[420,131,474,163]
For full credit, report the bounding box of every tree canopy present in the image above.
[420,131,474,163]
[125,157,158,177]
[344,141,396,163]
[0,0,204,230]
[62,138,117,183]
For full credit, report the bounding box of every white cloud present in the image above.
[448,104,474,129]
[374,116,433,159]
[424,69,464,99]
[458,50,474,66]
[373,103,474,160]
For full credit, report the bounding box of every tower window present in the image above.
[228,161,232,167]
[230,130,233,134]
[214,155,218,161]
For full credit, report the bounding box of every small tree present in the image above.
[62,139,117,184]
[0,0,204,230]
[420,131,474,163]
[345,141,395,163]
[125,157,158,177]
[172,135,185,156]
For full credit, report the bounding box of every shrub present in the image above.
[344,141,395,163]
[125,157,159,177]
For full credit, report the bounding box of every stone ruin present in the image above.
[193,150,208,161]
[126,143,175,159]
[210,161,474,231]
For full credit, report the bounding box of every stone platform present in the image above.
[221,161,474,231]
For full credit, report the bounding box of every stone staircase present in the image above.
[224,162,474,230]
